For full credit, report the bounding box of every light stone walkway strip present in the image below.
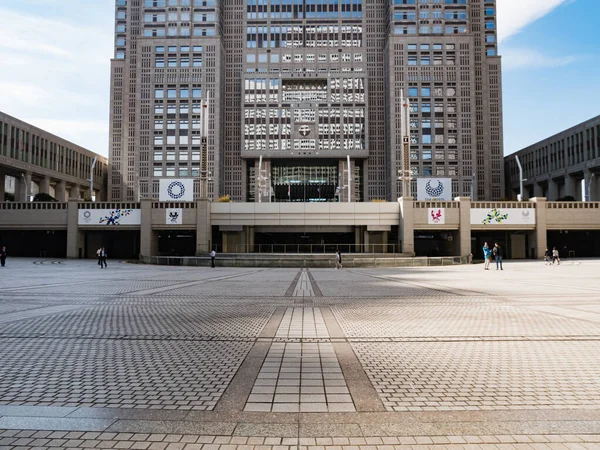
[244,342,356,413]
[293,270,315,298]
[276,308,329,339]
[0,305,88,325]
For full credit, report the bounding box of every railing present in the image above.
[143,255,471,268]
[235,244,399,254]
[0,202,67,210]
[471,201,536,209]
[153,202,196,209]
[79,202,141,209]
[414,201,459,209]
[547,202,600,209]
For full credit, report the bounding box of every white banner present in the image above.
[471,208,536,225]
[166,208,183,225]
[78,209,141,226]
[159,179,194,202]
[417,178,452,201]
[428,208,446,225]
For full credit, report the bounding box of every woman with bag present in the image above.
[482,242,492,270]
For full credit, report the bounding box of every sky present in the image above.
[0,0,599,157]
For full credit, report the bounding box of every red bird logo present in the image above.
[431,209,443,223]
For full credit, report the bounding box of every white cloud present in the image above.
[502,48,578,71]
[497,0,572,43]
[0,2,113,156]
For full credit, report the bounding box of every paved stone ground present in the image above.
[0,258,600,449]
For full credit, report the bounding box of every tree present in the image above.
[33,193,58,202]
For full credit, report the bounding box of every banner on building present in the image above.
[78,209,141,226]
[166,208,183,225]
[416,178,452,201]
[428,208,446,225]
[159,179,194,202]
[471,208,536,226]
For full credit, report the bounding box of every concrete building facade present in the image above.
[505,115,600,202]
[0,111,108,202]
[109,0,503,203]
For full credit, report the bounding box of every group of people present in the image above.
[544,247,561,265]
[96,247,108,268]
[482,242,503,270]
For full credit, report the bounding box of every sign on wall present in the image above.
[166,208,183,225]
[78,209,141,226]
[428,208,446,225]
[159,179,194,202]
[471,208,536,226]
[417,178,452,201]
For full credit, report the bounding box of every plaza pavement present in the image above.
[0,258,599,449]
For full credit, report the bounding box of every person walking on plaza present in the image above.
[0,246,7,267]
[482,242,492,270]
[97,248,102,267]
[544,248,552,265]
[552,247,561,265]
[493,242,503,270]
[335,250,343,269]
[100,247,108,269]
[210,249,216,268]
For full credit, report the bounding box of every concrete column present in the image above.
[354,226,363,253]
[70,184,81,200]
[39,176,51,195]
[531,197,547,259]
[564,174,577,199]
[456,197,472,257]
[140,199,156,262]
[55,181,67,202]
[196,199,211,255]
[382,231,389,254]
[15,172,32,202]
[245,226,255,253]
[398,197,415,256]
[222,232,229,253]
[66,199,83,258]
[547,178,558,201]
[363,229,370,253]
[533,183,544,199]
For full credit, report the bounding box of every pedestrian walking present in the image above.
[101,247,108,268]
[0,246,7,267]
[335,250,343,269]
[97,248,102,267]
[493,242,503,270]
[544,248,552,265]
[482,242,492,270]
[210,249,216,268]
[552,247,560,265]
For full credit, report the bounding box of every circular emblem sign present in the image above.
[167,181,186,200]
[425,180,444,197]
[299,125,311,137]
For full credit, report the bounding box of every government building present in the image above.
[108,0,503,203]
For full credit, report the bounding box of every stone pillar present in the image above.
[530,197,547,259]
[456,197,472,257]
[39,176,51,195]
[354,226,363,253]
[196,199,211,255]
[533,183,544,199]
[547,178,558,201]
[15,172,32,202]
[66,199,83,258]
[398,197,415,256]
[245,226,255,253]
[139,199,157,262]
[55,181,67,202]
[363,229,370,253]
[70,184,81,200]
[564,174,577,199]
[222,232,229,253]
[382,230,389,254]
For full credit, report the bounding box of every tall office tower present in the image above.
[386,0,503,200]
[109,0,503,202]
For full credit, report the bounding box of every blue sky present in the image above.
[0,0,598,157]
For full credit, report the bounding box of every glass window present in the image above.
[422,87,431,97]
[155,89,164,99]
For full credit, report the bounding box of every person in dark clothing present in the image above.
[210,249,216,268]
[492,242,503,270]
[100,247,108,268]
[0,246,7,267]
[544,248,552,265]
[335,250,343,269]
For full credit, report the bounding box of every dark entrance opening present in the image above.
[414,231,458,257]
[0,230,67,258]
[471,231,530,260]
[547,230,600,258]
[158,230,196,256]
[84,230,140,260]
